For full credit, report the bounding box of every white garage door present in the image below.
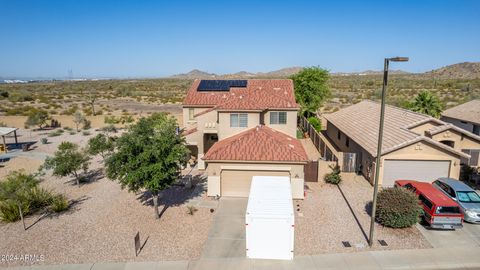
[383,160,450,187]
[221,170,289,197]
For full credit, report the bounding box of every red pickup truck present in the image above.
[395,180,463,230]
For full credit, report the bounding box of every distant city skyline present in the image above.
[1,0,479,78]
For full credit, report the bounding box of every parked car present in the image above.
[433,178,480,224]
[395,180,463,229]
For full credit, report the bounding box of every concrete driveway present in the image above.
[201,197,248,259]
[417,222,480,248]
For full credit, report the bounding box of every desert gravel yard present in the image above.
[0,129,215,267]
[295,172,431,255]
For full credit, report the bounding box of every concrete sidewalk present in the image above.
[4,246,480,270]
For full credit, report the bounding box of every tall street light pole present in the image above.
[368,56,409,247]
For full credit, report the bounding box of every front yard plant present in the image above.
[87,133,115,160]
[42,141,90,186]
[106,112,189,219]
[308,116,322,132]
[324,164,341,185]
[0,171,69,223]
[375,187,422,228]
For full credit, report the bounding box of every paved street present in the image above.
[5,246,480,269]
[417,222,480,248]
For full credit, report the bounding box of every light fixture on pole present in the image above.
[368,56,409,247]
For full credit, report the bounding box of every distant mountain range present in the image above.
[170,62,480,80]
[170,67,304,79]
[425,62,480,80]
[2,62,479,84]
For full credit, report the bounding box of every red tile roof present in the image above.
[183,79,299,111]
[183,127,198,136]
[202,125,308,162]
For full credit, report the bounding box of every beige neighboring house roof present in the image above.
[426,123,480,142]
[324,100,469,158]
[442,100,480,125]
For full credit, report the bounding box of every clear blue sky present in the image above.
[1,0,479,78]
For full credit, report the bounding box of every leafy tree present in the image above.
[25,110,49,130]
[105,113,189,219]
[409,90,443,118]
[73,111,86,132]
[43,142,90,186]
[87,133,114,159]
[308,116,322,131]
[290,67,331,117]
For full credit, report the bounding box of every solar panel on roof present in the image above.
[197,80,248,91]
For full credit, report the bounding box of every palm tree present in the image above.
[410,90,443,118]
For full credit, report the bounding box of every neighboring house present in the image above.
[321,100,480,187]
[441,100,480,136]
[182,79,308,199]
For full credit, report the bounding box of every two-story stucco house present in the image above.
[320,100,480,187]
[182,79,308,199]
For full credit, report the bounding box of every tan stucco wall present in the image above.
[325,122,374,177]
[205,162,305,199]
[409,121,442,135]
[441,116,476,134]
[377,141,462,186]
[183,107,206,128]
[431,129,480,152]
[217,112,260,140]
[263,110,298,137]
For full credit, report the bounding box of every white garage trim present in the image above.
[382,159,451,187]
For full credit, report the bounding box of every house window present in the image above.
[337,130,341,140]
[270,111,287,124]
[188,108,194,120]
[230,113,248,127]
[346,137,350,147]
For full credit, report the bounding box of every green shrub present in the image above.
[50,195,69,212]
[375,187,422,228]
[324,164,341,185]
[28,187,54,210]
[460,164,477,183]
[0,171,69,222]
[82,131,91,136]
[101,124,117,134]
[296,129,304,139]
[41,138,48,144]
[48,130,63,137]
[187,205,198,215]
[308,116,322,131]
[0,200,30,222]
[0,90,9,98]
[8,91,34,102]
[82,119,92,130]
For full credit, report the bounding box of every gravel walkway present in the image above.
[295,173,431,255]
